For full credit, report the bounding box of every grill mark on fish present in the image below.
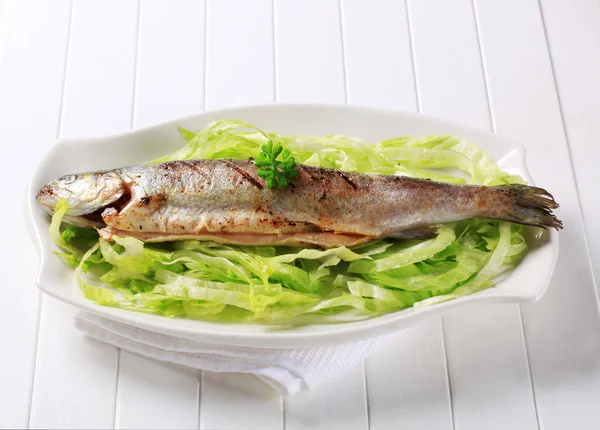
[137,194,166,207]
[183,161,212,184]
[318,170,329,197]
[222,160,263,189]
[336,170,358,190]
[297,164,317,182]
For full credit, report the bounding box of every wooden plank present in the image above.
[110,2,205,428]
[31,299,119,429]
[366,321,454,430]
[341,1,453,429]
[0,0,71,427]
[407,0,490,127]
[274,0,345,103]
[407,1,539,428]
[201,373,283,430]
[341,0,416,108]
[540,0,600,296]
[116,354,200,430]
[205,0,274,109]
[199,1,282,428]
[133,0,206,129]
[29,1,139,428]
[274,1,368,428]
[474,0,600,428]
[442,306,538,430]
[58,1,139,137]
[284,364,368,430]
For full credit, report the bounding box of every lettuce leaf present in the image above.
[50,119,530,322]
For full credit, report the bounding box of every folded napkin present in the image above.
[75,311,397,397]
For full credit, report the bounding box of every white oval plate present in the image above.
[26,104,559,348]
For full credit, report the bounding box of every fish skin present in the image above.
[36,159,562,247]
[37,171,124,222]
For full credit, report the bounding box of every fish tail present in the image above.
[494,184,563,230]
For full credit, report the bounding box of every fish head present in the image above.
[36,171,126,223]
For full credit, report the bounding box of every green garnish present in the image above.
[254,140,298,189]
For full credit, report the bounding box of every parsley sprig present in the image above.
[255,140,298,189]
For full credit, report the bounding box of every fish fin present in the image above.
[496,184,563,230]
[389,225,438,240]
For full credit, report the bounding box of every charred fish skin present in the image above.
[36,159,562,247]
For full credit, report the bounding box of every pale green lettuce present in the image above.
[50,119,529,322]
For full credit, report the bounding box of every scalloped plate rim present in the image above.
[24,103,559,348]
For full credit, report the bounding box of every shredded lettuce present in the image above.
[50,120,529,322]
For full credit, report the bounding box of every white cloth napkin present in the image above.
[75,311,397,397]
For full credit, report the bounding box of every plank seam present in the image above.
[471,2,542,428]
[516,307,542,430]
[199,2,209,428]
[112,349,122,429]
[406,1,453,427]
[197,370,203,430]
[470,0,495,132]
[272,2,285,429]
[280,395,286,430]
[440,321,456,430]
[129,0,142,132]
[27,0,75,425]
[364,361,372,430]
[338,0,349,104]
[112,1,143,428]
[337,2,369,427]
[404,0,421,111]
[537,0,600,314]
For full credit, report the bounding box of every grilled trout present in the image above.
[36,159,562,248]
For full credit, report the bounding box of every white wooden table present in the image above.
[1,0,599,428]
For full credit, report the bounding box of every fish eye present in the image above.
[59,175,77,184]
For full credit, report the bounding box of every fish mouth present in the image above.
[39,184,134,229]
[73,187,133,228]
